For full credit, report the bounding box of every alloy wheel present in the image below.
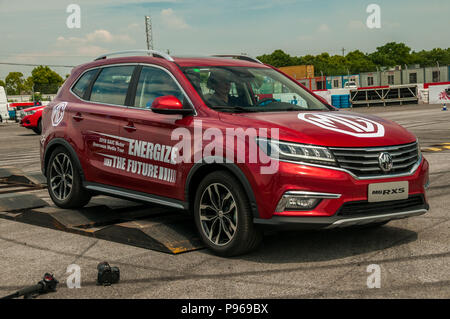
[49,153,73,201]
[199,183,238,246]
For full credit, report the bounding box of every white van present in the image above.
[0,86,10,122]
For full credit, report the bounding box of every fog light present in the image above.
[287,198,318,209]
[276,195,320,212]
[275,191,341,213]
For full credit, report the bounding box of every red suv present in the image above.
[40,50,429,256]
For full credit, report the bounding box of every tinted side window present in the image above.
[90,66,135,105]
[72,69,97,98]
[134,67,184,109]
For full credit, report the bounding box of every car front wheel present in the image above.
[194,171,262,256]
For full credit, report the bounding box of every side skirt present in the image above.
[83,182,188,210]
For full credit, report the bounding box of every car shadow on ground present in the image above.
[234,225,418,263]
[17,133,38,137]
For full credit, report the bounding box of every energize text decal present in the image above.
[90,132,178,183]
[298,113,385,138]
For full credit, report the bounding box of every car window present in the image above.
[90,66,135,105]
[72,69,97,99]
[134,66,184,109]
[182,67,329,112]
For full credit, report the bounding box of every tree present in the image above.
[0,80,5,88]
[31,66,64,94]
[5,72,25,95]
[23,77,34,94]
[410,48,450,67]
[257,50,298,68]
[369,42,412,67]
[345,50,377,74]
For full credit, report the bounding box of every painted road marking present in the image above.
[422,142,450,152]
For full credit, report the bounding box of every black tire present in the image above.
[194,171,262,256]
[36,119,42,135]
[47,146,91,209]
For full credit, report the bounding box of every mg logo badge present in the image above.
[52,102,68,127]
[378,152,393,172]
[298,113,385,138]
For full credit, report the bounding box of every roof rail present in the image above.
[211,54,263,64]
[94,50,174,62]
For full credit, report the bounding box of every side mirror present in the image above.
[150,95,194,115]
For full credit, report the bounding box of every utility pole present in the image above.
[145,16,153,51]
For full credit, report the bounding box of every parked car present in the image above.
[40,50,429,256]
[0,86,9,122]
[9,102,42,122]
[20,105,45,134]
[344,81,358,89]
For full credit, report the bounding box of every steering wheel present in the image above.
[256,98,278,106]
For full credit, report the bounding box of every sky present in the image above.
[0,0,449,79]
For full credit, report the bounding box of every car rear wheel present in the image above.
[47,147,91,209]
[194,171,262,256]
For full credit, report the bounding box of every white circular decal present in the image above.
[51,102,68,127]
[298,113,385,138]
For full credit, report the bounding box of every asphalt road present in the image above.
[0,104,449,299]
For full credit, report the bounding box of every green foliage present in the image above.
[368,42,413,67]
[5,72,25,95]
[30,92,43,102]
[0,80,5,88]
[31,65,63,94]
[257,42,450,77]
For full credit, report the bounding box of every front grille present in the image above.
[337,195,425,216]
[330,142,420,178]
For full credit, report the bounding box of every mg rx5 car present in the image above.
[40,50,429,256]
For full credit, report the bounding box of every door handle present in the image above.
[73,113,83,121]
[123,123,136,132]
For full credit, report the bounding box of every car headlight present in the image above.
[416,138,422,159]
[256,138,337,166]
[25,110,37,115]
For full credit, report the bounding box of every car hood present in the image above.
[23,105,44,113]
[218,110,416,147]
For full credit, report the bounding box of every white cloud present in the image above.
[317,24,330,33]
[57,29,133,46]
[161,8,190,30]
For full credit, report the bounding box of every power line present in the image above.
[0,62,75,68]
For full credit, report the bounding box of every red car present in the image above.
[40,50,429,256]
[20,105,45,134]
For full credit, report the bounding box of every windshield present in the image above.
[182,66,331,113]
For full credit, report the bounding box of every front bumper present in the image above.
[254,205,428,229]
[249,156,429,226]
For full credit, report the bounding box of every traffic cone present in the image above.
[443,103,447,111]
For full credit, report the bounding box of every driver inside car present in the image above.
[204,70,247,108]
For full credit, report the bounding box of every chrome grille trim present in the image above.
[330,142,420,178]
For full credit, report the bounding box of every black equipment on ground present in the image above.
[97,262,120,286]
[1,273,58,299]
